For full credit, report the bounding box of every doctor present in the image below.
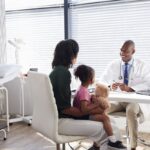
[100,40,150,150]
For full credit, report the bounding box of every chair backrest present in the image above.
[28,71,59,141]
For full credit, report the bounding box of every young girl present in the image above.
[73,64,126,149]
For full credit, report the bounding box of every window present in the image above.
[70,0,150,78]
[5,0,63,11]
[5,1,64,73]
[5,0,150,76]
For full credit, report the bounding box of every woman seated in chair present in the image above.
[49,39,125,150]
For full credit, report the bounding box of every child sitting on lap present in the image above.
[73,64,126,150]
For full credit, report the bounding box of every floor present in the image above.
[0,122,56,150]
[0,122,150,150]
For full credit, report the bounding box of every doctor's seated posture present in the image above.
[49,39,124,150]
[100,40,150,150]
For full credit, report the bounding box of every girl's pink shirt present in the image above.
[73,85,91,109]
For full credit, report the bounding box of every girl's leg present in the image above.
[102,114,114,136]
[90,114,126,146]
[90,114,113,136]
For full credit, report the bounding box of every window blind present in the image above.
[6,7,64,74]
[5,0,63,11]
[70,0,150,78]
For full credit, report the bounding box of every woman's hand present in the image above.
[62,107,87,117]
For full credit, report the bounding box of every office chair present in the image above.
[109,111,150,150]
[28,72,87,150]
[109,111,130,149]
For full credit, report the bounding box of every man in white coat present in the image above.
[100,40,150,150]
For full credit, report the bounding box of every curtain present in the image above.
[0,0,6,63]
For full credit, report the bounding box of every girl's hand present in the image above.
[91,95,97,103]
[99,97,110,109]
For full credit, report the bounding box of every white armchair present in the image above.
[28,72,86,150]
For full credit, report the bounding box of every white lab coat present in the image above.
[100,58,150,122]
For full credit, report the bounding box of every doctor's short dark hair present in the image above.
[52,39,79,68]
[121,40,135,51]
[74,65,95,84]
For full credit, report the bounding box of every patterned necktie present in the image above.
[124,63,128,85]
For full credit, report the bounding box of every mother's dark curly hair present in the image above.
[52,39,79,68]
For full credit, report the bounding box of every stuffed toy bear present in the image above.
[93,83,110,111]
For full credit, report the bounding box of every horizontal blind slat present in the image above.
[6,8,64,73]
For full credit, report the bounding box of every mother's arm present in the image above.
[62,106,86,117]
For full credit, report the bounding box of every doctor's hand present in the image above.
[119,83,134,92]
[111,83,119,91]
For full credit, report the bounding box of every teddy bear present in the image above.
[92,83,110,111]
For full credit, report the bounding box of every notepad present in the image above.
[136,90,150,96]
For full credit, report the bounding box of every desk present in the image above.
[109,91,150,104]
[109,91,150,121]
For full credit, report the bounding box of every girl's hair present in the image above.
[74,65,95,84]
[52,39,79,68]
